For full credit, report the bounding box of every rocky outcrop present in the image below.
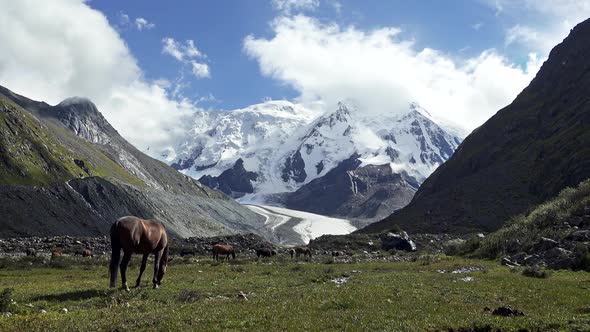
[285,154,419,220]
[380,232,417,252]
[199,159,258,198]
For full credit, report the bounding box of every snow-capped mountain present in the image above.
[169,100,462,217]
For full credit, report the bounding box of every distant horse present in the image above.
[26,248,37,257]
[51,247,62,259]
[289,248,295,259]
[212,244,235,261]
[109,216,169,291]
[295,247,312,258]
[74,249,93,257]
[256,248,276,258]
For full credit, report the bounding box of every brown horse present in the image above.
[256,248,276,258]
[51,247,62,259]
[295,247,312,258]
[289,248,295,259]
[212,244,235,261]
[109,216,169,291]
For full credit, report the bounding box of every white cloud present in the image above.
[0,0,197,154]
[272,0,319,14]
[134,17,155,31]
[472,22,483,30]
[485,0,590,55]
[191,61,210,78]
[244,16,542,131]
[162,37,210,79]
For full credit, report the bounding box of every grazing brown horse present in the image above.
[295,247,312,258]
[212,244,235,261]
[289,248,295,259]
[26,248,37,257]
[109,216,169,291]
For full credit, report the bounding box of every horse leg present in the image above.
[120,252,132,292]
[152,250,161,289]
[135,253,149,288]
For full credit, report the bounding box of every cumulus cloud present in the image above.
[135,17,155,31]
[0,0,196,154]
[244,16,542,131]
[272,0,319,14]
[162,37,210,78]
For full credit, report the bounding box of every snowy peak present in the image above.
[170,100,463,206]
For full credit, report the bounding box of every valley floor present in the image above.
[245,204,357,246]
[0,256,588,331]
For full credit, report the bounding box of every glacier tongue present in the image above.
[169,100,462,205]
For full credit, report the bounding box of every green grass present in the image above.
[454,179,590,270]
[0,256,588,331]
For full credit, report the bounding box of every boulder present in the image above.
[380,232,417,252]
[533,237,559,251]
[568,230,590,241]
[492,305,526,317]
[543,247,574,270]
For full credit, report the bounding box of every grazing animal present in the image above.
[289,248,295,259]
[82,249,93,257]
[51,247,62,259]
[109,216,169,291]
[26,248,36,257]
[212,244,236,261]
[256,248,276,258]
[295,247,312,258]
[331,251,342,257]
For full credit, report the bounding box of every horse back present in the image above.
[115,216,167,253]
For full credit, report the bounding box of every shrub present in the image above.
[0,288,14,312]
[522,266,551,278]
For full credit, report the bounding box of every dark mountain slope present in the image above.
[0,86,264,237]
[362,18,590,234]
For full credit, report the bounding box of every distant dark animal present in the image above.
[256,248,276,258]
[289,248,295,259]
[109,216,169,291]
[26,248,36,257]
[82,249,93,257]
[331,251,342,257]
[212,244,235,261]
[295,247,312,258]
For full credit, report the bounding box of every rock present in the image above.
[40,309,47,314]
[380,232,417,252]
[59,308,68,314]
[568,230,590,241]
[534,237,559,251]
[492,305,526,317]
[543,247,574,270]
[501,257,520,267]
[476,233,485,238]
[2,312,12,318]
[510,252,528,265]
[523,254,543,266]
[237,291,248,301]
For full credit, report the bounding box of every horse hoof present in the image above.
[153,284,159,289]
[122,286,130,292]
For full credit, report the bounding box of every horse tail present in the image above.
[109,221,121,288]
[231,249,236,259]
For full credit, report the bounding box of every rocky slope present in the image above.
[0,85,264,238]
[362,18,590,234]
[171,101,461,219]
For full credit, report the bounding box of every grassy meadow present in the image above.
[0,255,588,331]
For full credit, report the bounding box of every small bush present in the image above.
[522,266,551,278]
[573,244,590,272]
[0,288,14,312]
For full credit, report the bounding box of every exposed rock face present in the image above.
[281,150,306,183]
[380,232,417,252]
[285,154,419,220]
[199,159,258,198]
[0,85,264,238]
[363,18,590,234]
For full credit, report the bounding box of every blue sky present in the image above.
[0,0,588,154]
[89,0,527,110]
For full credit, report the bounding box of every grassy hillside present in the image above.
[453,179,590,270]
[0,256,588,331]
[0,97,142,187]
